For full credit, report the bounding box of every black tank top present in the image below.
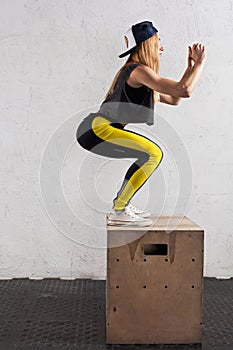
[125,81,148,105]
[95,63,154,125]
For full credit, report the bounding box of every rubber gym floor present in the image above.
[0,277,232,350]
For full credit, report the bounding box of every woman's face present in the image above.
[158,36,164,56]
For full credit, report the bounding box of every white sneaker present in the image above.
[126,203,151,218]
[107,207,153,227]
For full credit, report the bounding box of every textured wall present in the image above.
[0,0,232,279]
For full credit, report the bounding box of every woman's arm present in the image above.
[159,93,182,105]
[159,44,206,105]
[131,43,206,98]
[160,65,193,105]
[181,43,206,94]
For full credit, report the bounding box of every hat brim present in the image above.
[118,45,137,58]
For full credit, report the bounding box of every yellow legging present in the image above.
[90,116,163,211]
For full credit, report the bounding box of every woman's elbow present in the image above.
[183,86,192,98]
[173,97,182,105]
[178,83,192,98]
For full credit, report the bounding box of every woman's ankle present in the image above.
[112,208,125,213]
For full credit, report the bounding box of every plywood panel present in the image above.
[106,215,204,345]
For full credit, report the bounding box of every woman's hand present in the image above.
[188,46,195,67]
[188,43,206,65]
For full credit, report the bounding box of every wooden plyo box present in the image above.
[106,215,204,345]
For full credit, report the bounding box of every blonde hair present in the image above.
[104,33,160,104]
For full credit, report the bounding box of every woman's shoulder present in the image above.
[125,62,149,88]
[128,64,156,88]
[124,62,152,79]
[115,62,142,86]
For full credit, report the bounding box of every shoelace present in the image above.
[111,207,139,219]
[124,207,143,219]
[127,203,139,211]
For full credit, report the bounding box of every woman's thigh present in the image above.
[91,115,162,158]
[76,115,150,160]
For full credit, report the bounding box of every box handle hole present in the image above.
[144,244,168,255]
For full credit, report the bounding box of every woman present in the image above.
[76,20,206,227]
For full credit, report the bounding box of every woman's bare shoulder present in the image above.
[133,64,154,75]
[129,64,154,86]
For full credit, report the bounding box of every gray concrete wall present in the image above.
[0,0,232,279]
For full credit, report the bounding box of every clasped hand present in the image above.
[188,43,206,67]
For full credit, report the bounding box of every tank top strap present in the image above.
[121,63,146,104]
[121,63,142,81]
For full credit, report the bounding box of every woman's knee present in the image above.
[149,142,164,162]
